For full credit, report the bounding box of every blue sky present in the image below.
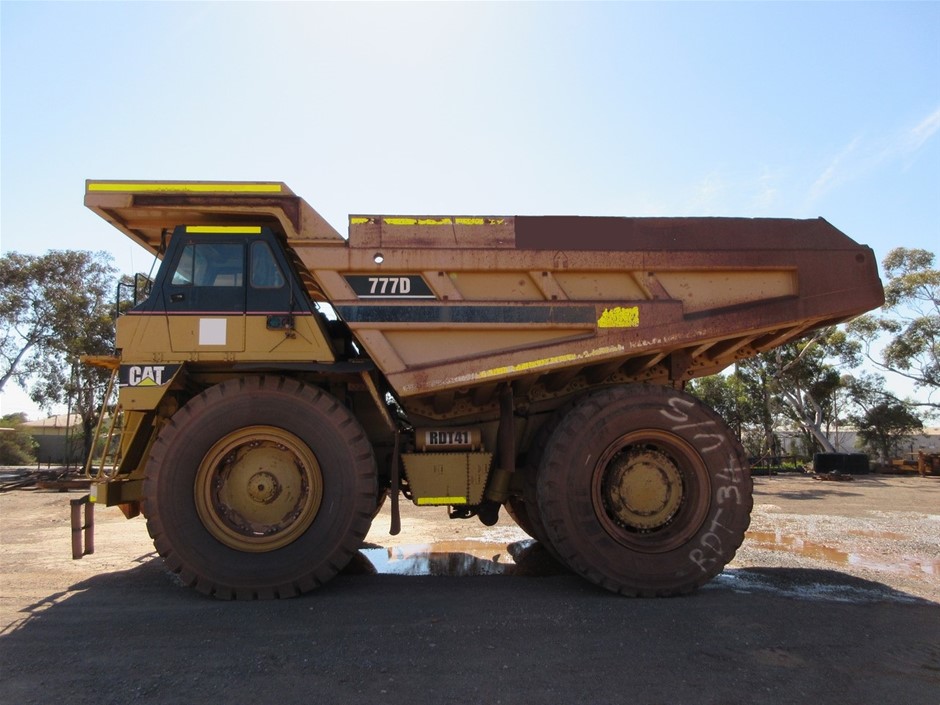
[2,1,938,416]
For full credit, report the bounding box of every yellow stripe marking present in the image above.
[475,344,626,380]
[87,182,282,193]
[383,217,455,226]
[597,306,640,328]
[400,344,627,395]
[381,217,505,226]
[352,216,505,227]
[416,496,468,505]
[185,226,262,234]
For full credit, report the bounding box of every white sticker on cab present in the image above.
[199,318,227,346]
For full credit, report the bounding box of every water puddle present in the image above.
[846,529,908,540]
[349,540,568,577]
[746,530,940,576]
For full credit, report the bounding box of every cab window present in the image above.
[170,243,244,287]
[250,241,286,289]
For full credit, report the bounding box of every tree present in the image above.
[731,359,787,460]
[848,248,939,411]
[0,412,37,465]
[736,328,859,455]
[686,373,740,429]
[843,372,924,463]
[852,401,923,463]
[0,251,118,459]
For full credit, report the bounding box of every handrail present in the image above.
[84,367,120,480]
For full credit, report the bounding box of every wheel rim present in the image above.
[195,426,323,553]
[592,430,710,553]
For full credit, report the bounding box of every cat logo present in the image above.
[120,364,180,388]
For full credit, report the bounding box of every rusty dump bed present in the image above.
[86,181,885,417]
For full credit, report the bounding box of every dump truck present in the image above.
[80,180,885,599]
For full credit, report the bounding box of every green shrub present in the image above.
[0,413,37,465]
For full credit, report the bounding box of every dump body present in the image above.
[82,180,884,600]
[86,181,884,421]
[309,215,883,421]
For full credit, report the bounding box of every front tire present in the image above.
[143,376,377,599]
[537,384,751,596]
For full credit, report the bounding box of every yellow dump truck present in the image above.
[81,180,884,599]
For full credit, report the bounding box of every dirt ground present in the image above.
[1,471,939,704]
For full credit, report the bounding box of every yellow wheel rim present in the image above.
[592,429,710,552]
[602,447,684,531]
[195,426,323,552]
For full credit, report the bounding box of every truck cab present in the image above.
[117,225,334,363]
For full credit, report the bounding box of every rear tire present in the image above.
[143,376,377,599]
[516,409,576,560]
[537,384,751,596]
[503,496,538,538]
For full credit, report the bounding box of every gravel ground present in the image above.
[730,473,940,604]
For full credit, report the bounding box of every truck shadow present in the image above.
[2,555,938,705]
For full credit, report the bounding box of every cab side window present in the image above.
[171,245,195,286]
[250,241,286,289]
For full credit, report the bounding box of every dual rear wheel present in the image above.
[511,384,752,596]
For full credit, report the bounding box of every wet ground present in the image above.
[355,473,940,604]
[1,472,939,704]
